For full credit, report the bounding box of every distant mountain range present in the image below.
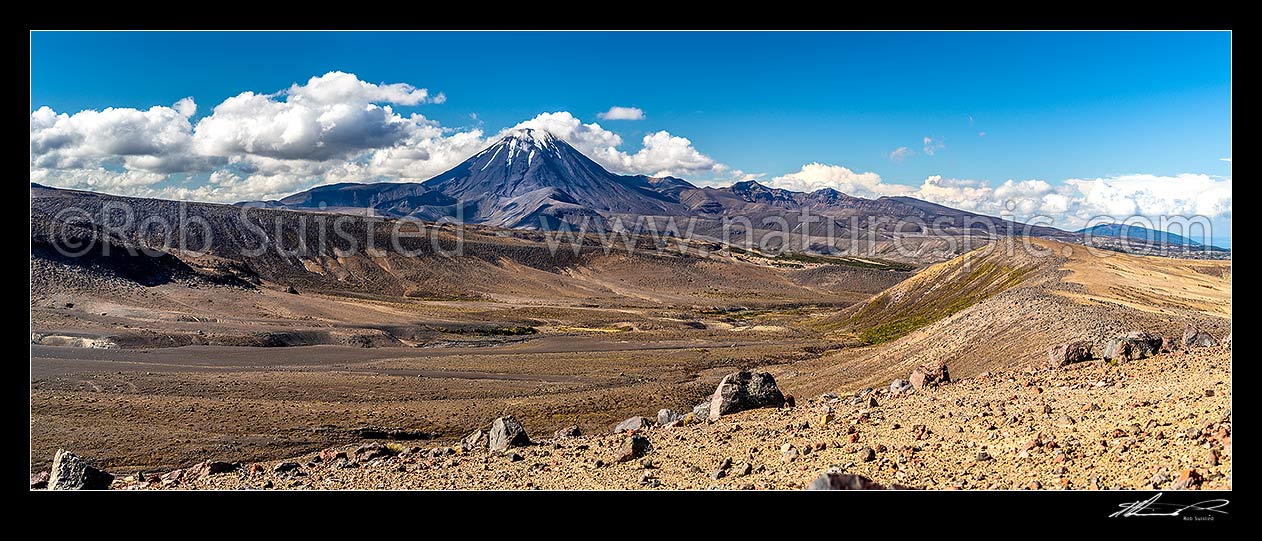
[1075,223,1227,251]
[244,128,1079,257]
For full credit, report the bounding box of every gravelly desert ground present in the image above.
[117,346,1229,490]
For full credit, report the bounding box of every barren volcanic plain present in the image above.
[30,187,1230,490]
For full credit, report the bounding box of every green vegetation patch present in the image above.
[773,252,915,271]
[847,259,1033,344]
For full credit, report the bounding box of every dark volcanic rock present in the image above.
[187,460,240,480]
[352,427,433,440]
[806,472,890,490]
[48,449,114,490]
[708,371,786,420]
[1182,324,1220,349]
[1045,341,1093,368]
[1103,332,1163,362]
[489,415,531,451]
[354,442,393,462]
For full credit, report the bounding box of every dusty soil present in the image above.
[120,347,1231,490]
[31,254,885,474]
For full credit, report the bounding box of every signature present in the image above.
[1111,493,1230,518]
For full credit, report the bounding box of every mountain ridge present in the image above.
[239,129,1087,260]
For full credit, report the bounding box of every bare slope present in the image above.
[785,239,1231,397]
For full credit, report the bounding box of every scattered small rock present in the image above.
[613,416,656,433]
[858,446,876,462]
[656,409,681,425]
[553,425,582,439]
[320,448,348,462]
[781,443,799,462]
[1171,469,1203,490]
[355,442,392,461]
[616,435,651,463]
[31,470,50,489]
[463,429,489,451]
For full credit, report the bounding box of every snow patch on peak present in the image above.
[501,127,559,148]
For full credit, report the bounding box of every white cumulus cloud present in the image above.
[764,162,1230,231]
[505,112,725,177]
[596,106,646,121]
[768,163,900,197]
[30,74,733,203]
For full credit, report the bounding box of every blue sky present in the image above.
[30,31,1232,244]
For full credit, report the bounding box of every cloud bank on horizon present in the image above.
[29,71,1231,232]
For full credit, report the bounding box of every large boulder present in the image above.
[1045,341,1093,369]
[1182,324,1220,349]
[1103,332,1163,362]
[708,371,786,421]
[909,360,950,390]
[613,416,656,433]
[488,415,530,452]
[889,379,913,395]
[47,449,114,490]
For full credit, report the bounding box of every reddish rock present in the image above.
[31,470,50,489]
[615,435,651,463]
[320,448,348,462]
[909,360,950,390]
[1045,341,1093,369]
[1171,469,1203,490]
[187,460,240,480]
